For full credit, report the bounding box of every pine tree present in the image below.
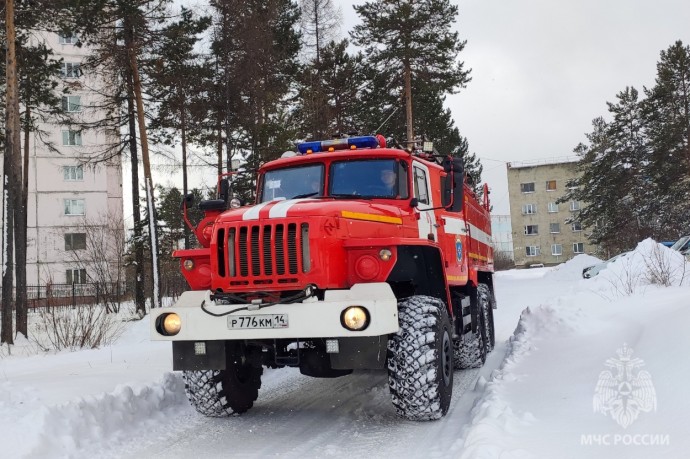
[148,7,210,249]
[71,0,173,310]
[562,88,652,253]
[295,39,367,138]
[208,0,301,202]
[351,0,470,143]
[644,40,690,234]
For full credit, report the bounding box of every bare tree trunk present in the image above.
[15,105,30,338]
[124,20,146,316]
[128,47,161,309]
[126,69,146,316]
[180,104,190,249]
[2,0,20,345]
[403,60,414,144]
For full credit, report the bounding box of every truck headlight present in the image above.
[341,306,370,331]
[157,313,182,336]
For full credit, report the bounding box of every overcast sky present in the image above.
[341,0,690,214]
[158,0,690,219]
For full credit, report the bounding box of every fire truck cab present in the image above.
[152,135,496,421]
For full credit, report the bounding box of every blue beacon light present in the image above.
[296,136,380,154]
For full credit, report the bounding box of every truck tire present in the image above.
[183,350,263,417]
[479,284,495,352]
[453,285,489,369]
[387,295,453,421]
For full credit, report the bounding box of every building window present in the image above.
[64,199,85,216]
[59,32,78,45]
[566,180,578,190]
[524,225,539,235]
[548,202,558,213]
[62,95,81,112]
[520,182,535,193]
[62,130,82,146]
[546,180,557,191]
[65,233,86,250]
[522,203,536,214]
[552,244,563,256]
[526,246,540,257]
[570,200,580,211]
[572,221,582,232]
[66,268,87,284]
[63,165,83,181]
[549,223,560,233]
[573,242,584,254]
[61,62,81,78]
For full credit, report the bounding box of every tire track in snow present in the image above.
[126,366,483,459]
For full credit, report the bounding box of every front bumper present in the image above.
[150,283,399,341]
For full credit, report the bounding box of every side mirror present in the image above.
[441,157,464,212]
[410,197,419,208]
[181,192,195,210]
[219,178,230,203]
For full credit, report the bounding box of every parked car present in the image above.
[670,235,690,256]
[582,252,631,279]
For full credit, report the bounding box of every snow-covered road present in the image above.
[2,240,688,458]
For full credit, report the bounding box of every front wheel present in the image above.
[387,295,453,421]
[183,344,263,417]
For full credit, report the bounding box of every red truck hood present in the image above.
[217,198,408,223]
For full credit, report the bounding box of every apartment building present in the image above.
[507,159,591,267]
[491,215,514,260]
[2,31,123,285]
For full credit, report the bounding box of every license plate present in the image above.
[227,314,289,329]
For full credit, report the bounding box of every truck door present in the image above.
[412,162,437,241]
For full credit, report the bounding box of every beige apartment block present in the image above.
[507,159,592,267]
[1,31,123,285]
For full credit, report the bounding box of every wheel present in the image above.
[387,295,453,421]
[453,285,490,369]
[183,344,263,417]
[479,284,496,352]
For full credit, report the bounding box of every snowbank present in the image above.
[3,373,187,458]
[543,254,602,281]
[460,243,690,458]
[590,238,689,296]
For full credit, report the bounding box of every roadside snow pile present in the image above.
[544,254,602,281]
[6,373,187,458]
[460,265,689,458]
[590,238,689,296]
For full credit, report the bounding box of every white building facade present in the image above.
[8,31,123,285]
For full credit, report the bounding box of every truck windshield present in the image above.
[329,159,408,199]
[260,164,324,203]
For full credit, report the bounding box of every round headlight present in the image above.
[183,259,195,271]
[230,197,241,209]
[341,306,370,331]
[157,313,181,336]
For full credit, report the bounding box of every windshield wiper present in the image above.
[290,192,319,199]
[329,193,373,200]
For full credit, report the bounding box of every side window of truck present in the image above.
[413,166,429,204]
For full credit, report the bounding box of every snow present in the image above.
[1,241,689,458]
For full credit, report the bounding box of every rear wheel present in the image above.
[454,284,492,369]
[479,284,495,352]
[387,295,453,421]
[183,344,263,417]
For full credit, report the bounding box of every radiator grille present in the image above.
[225,223,309,282]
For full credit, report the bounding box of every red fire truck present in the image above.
[151,135,496,421]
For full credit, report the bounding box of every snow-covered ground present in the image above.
[1,239,688,458]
